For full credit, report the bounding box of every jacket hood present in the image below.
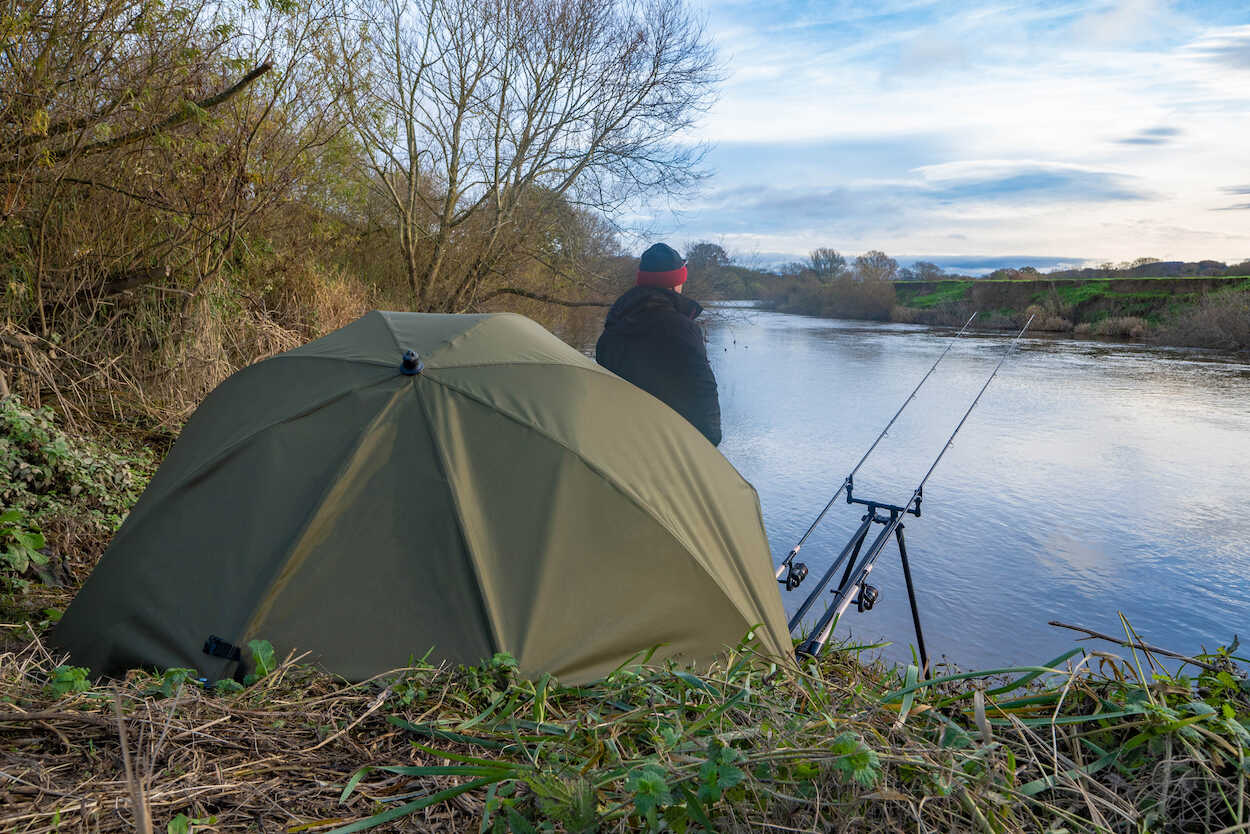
[605,286,703,332]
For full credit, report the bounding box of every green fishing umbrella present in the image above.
[56,311,790,683]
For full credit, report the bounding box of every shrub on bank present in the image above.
[768,277,896,321]
[1074,316,1150,339]
[1023,304,1073,332]
[1154,289,1250,351]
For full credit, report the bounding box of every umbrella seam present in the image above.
[411,380,504,658]
[383,311,498,362]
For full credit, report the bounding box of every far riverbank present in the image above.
[764,275,1250,352]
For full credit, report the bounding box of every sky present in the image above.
[648,0,1250,272]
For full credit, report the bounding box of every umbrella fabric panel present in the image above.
[286,311,492,366]
[417,313,604,372]
[240,384,495,679]
[122,358,399,540]
[424,363,791,659]
[420,380,770,683]
[54,381,406,679]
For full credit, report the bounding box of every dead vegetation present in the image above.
[1,613,1247,833]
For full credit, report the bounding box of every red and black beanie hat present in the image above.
[636,243,687,289]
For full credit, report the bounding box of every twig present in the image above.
[1048,621,1223,673]
[476,287,612,308]
[0,710,114,727]
[113,691,153,834]
[302,684,393,753]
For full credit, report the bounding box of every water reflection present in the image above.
[704,302,1250,668]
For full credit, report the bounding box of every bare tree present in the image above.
[807,247,847,280]
[853,250,898,282]
[686,242,729,270]
[326,0,718,311]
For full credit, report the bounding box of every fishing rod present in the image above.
[775,312,978,592]
[791,315,1035,672]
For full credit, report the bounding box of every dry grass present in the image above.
[1023,305,1073,333]
[2,616,1246,834]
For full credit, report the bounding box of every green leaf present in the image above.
[45,665,91,698]
[672,671,718,696]
[326,776,501,834]
[626,763,673,823]
[14,530,45,550]
[168,813,190,834]
[248,639,275,678]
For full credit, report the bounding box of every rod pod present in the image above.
[794,315,1035,665]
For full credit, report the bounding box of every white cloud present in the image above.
[657,3,1250,264]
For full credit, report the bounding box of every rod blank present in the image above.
[775,312,978,581]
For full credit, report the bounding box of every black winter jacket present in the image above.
[595,286,722,446]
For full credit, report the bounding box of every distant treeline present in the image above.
[678,242,1250,352]
[684,242,1250,292]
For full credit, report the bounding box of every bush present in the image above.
[1154,290,1250,351]
[0,397,152,582]
[1023,304,1072,332]
[769,277,896,321]
[1074,316,1150,339]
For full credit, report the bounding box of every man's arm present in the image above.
[677,319,722,446]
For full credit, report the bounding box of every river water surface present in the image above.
[702,302,1250,669]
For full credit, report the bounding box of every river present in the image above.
[703,302,1250,670]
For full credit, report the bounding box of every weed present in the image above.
[44,664,90,698]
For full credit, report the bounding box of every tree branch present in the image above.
[4,63,273,170]
[477,287,611,308]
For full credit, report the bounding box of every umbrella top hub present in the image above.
[400,349,424,375]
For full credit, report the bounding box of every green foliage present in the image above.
[696,741,746,803]
[625,763,673,829]
[0,397,152,549]
[242,639,276,685]
[828,731,881,787]
[899,280,973,308]
[167,812,217,834]
[1,507,47,580]
[214,678,245,695]
[150,667,197,698]
[45,664,91,698]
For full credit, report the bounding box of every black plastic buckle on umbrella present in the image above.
[203,635,241,662]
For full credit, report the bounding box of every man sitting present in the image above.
[595,243,722,446]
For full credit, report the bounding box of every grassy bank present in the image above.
[768,276,1250,352]
[4,617,1248,833]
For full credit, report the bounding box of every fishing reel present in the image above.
[780,561,808,591]
[853,584,879,612]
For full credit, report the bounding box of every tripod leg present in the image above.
[835,523,868,598]
[895,524,930,677]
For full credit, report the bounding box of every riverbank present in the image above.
[767,276,1250,352]
[5,616,1247,833]
[3,388,1249,832]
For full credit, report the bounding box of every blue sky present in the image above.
[648,0,1250,271]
